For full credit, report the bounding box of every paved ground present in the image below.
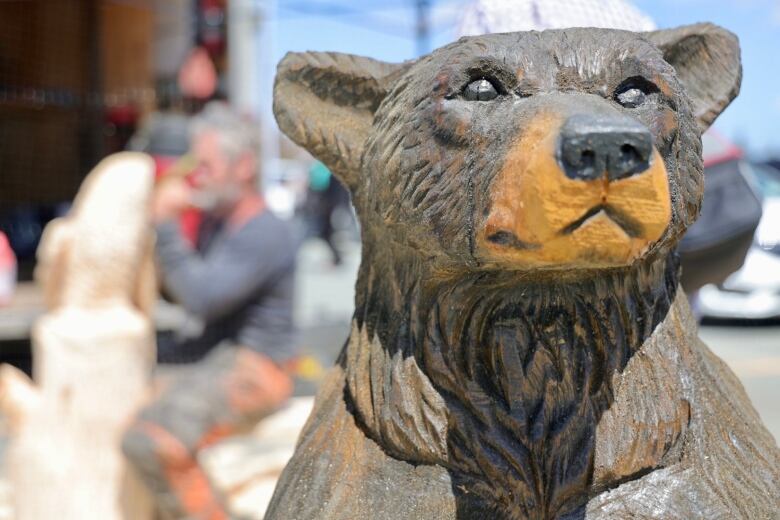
[700,325,780,443]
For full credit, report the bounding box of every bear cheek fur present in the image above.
[361,91,496,268]
[630,67,704,246]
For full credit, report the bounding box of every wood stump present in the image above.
[0,152,156,520]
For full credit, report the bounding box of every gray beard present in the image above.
[189,183,241,213]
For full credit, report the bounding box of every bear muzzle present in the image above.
[478,110,671,270]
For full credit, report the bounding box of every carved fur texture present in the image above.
[268,25,778,519]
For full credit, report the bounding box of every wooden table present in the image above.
[0,282,188,342]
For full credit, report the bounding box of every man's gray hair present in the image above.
[190,101,261,162]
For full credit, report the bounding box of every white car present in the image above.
[699,164,780,320]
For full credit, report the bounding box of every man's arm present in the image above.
[155,219,295,321]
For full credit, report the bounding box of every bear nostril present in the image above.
[559,138,603,181]
[617,143,640,171]
[620,143,637,160]
[579,149,596,176]
[609,140,650,180]
[620,142,645,166]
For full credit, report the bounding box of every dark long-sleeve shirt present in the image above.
[156,211,297,363]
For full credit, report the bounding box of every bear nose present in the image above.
[558,114,653,181]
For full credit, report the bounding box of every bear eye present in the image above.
[616,87,646,108]
[614,77,659,108]
[463,78,499,101]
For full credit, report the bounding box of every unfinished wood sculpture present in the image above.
[0,152,156,520]
[267,24,779,519]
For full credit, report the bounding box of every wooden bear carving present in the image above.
[268,24,779,519]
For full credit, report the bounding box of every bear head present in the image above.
[274,23,740,277]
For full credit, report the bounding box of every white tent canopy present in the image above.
[457,0,656,36]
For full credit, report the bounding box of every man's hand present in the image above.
[152,178,192,223]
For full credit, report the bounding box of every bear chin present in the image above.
[478,213,663,271]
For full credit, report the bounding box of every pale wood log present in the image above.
[201,396,314,519]
[0,152,156,520]
[0,365,39,434]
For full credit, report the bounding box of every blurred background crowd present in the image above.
[0,0,777,517]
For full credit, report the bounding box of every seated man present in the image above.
[123,102,297,520]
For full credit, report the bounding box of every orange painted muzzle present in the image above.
[478,111,671,269]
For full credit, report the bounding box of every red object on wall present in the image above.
[702,130,743,168]
[178,47,218,100]
[0,232,17,306]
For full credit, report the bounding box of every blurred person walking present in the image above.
[123,102,297,520]
[305,161,350,266]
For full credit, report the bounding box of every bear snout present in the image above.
[557,113,653,182]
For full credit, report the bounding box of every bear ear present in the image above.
[273,51,410,192]
[646,23,741,132]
